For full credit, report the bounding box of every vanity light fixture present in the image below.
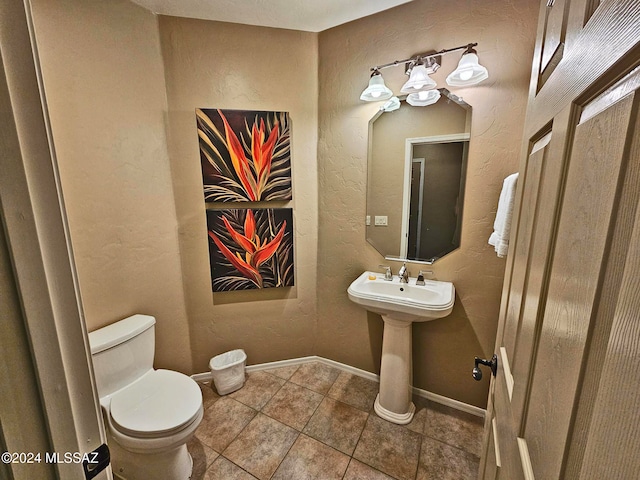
[446,45,489,86]
[400,57,438,94]
[360,43,488,105]
[360,69,394,102]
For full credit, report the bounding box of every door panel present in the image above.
[524,81,636,480]
[526,1,640,131]
[486,128,558,479]
[501,132,550,362]
[493,348,524,480]
[509,108,574,424]
[481,379,500,480]
[564,75,640,479]
[576,172,640,480]
[484,417,499,480]
[539,0,569,87]
[583,0,601,26]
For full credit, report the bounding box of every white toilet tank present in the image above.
[89,314,156,398]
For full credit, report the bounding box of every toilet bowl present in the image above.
[89,315,203,480]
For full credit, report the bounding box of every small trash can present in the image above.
[209,349,246,395]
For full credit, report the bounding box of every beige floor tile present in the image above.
[406,396,429,434]
[289,361,341,394]
[198,381,221,410]
[303,397,368,455]
[272,434,350,480]
[327,372,379,412]
[223,413,298,480]
[195,397,257,453]
[228,371,286,410]
[192,364,484,480]
[422,402,484,456]
[417,436,479,480]
[263,364,300,380]
[188,436,219,479]
[343,459,396,480]
[353,415,422,480]
[204,456,258,480]
[262,381,324,430]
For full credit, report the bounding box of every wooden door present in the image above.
[479,1,640,479]
[0,1,111,479]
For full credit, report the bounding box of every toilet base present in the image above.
[109,438,193,480]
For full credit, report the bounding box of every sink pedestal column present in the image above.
[374,316,415,424]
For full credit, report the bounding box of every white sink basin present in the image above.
[347,271,455,322]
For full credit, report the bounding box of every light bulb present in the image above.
[371,91,381,98]
[459,70,474,81]
[418,90,429,100]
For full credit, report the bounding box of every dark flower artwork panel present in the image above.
[197,108,292,202]
[207,208,295,292]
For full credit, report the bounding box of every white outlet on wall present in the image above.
[374,215,388,226]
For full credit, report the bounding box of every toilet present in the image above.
[89,314,203,480]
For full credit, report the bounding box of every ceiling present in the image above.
[129,0,413,32]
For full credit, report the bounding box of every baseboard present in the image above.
[191,355,485,418]
[411,386,485,418]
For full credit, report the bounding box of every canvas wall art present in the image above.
[197,108,292,202]
[207,208,294,292]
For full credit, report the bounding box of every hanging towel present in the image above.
[489,173,519,258]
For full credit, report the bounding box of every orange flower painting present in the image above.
[207,208,294,291]
[197,109,292,202]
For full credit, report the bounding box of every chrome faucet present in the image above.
[398,262,409,283]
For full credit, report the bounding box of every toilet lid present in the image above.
[110,369,202,437]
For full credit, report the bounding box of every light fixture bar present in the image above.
[370,43,478,72]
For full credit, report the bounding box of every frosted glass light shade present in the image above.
[446,52,489,86]
[406,89,441,107]
[380,96,401,112]
[400,64,437,93]
[360,73,393,101]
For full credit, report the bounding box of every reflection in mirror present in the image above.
[366,89,471,263]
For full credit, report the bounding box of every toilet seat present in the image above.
[110,369,202,438]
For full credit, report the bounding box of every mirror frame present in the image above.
[397,133,470,262]
[366,89,471,264]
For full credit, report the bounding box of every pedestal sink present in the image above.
[347,271,455,424]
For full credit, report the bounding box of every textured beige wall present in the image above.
[317,0,538,407]
[31,0,192,373]
[157,17,319,372]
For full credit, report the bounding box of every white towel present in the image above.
[489,173,519,258]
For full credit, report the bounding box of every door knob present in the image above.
[472,354,498,381]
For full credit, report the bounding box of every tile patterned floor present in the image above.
[188,362,483,480]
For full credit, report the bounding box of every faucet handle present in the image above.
[416,270,433,285]
[378,264,393,281]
